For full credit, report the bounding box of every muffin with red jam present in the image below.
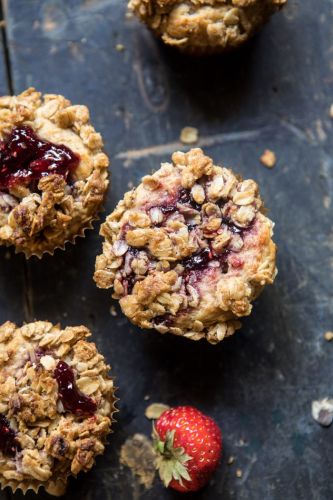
[0,321,116,495]
[128,0,287,54]
[0,88,109,257]
[94,148,277,344]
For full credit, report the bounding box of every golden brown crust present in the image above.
[94,148,277,344]
[0,321,116,495]
[128,0,287,54]
[0,88,109,257]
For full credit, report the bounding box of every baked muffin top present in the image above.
[0,88,109,257]
[95,148,276,343]
[129,0,287,53]
[0,321,116,495]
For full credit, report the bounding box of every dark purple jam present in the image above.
[160,205,177,214]
[125,273,136,294]
[181,248,211,271]
[0,414,20,456]
[54,361,97,416]
[181,247,229,274]
[154,314,174,327]
[222,217,244,235]
[0,125,80,191]
[178,188,201,212]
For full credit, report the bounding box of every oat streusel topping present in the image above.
[128,0,287,54]
[0,321,116,496]
[94,148,277,344]
[0,88,109,257]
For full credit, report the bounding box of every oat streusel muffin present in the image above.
[94,148,277,344]
[128,0,287,54]
[0,321,116,495]
[0,88,109,257]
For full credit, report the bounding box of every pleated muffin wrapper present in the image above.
[0,87,110,259]
[0,320,119,496]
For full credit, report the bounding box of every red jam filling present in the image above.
[55,361,97,416]
[0,414,20,456]
[0,125,80,191]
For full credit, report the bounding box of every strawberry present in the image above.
[153,405,222,492]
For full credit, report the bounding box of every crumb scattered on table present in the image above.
[144,394,150,401]
[127,181,134,189]
[236,469,243,478]
[260,149,277,168]
[324,331,333,341]
[180,126,199,145]
[110,305,117,317]
[329,104,333,118]
[227,456,235,465]
[120,434,156,489]
[116,43,125,52]
[312,398,333,427]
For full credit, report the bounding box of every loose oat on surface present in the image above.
[180,127,199,145]
[312,398,333,427]
[0,321,116,496]
[128,0,287,54]
[324,331,333,342]
[94,148,277,344]
[260,149,277,168]
[0,88,109,257]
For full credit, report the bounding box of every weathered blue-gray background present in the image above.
[0,0,332,498]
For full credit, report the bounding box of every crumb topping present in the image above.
[0,88,109,257]
[128,0,287,53]
[0,321,116,496]
[95,148,277,344]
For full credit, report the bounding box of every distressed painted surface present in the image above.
[0,0,333,499]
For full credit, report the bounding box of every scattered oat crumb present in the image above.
[260,149,277,168]
[145,403,170,420]
[120,434,156,489]
[63,312,68,318]
[180,126,199,145]
[324,331,333,341]
[127,181,134,189]
[227,456,235,465]
[312,398,333,427]
[144,394,150,401]
[329,104,333,118]
[110,305,117,317]
[116,43,125,52]
[236,469,243,478]
[125,11,134,20]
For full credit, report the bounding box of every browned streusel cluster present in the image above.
[0,88,109,257]
[94,148,277,344]
[0,321,116,495]
[128,0,287,54]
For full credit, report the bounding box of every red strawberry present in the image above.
[153,405,222,492]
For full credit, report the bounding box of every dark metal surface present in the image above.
[0,0,333,498]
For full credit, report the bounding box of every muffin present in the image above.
[94,148,276,344]
[128,0,287,54]
[0,321,116,495]
[0,88,109,257]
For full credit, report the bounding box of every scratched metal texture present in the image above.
[0,0,333,499]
